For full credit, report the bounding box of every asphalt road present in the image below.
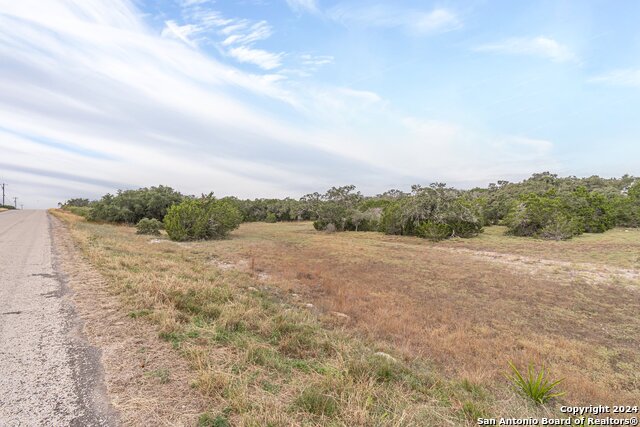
[0,210,117,426]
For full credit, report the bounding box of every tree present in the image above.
[89,186,183,223]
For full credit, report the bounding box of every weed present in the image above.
[146,368,170,384]
[194,370,230,397]
[295,386,339,417]
[347,354,405,383]
[460,401,487,420]
[127,309,151,319]
[198,412,230,427]
[159,331,184,349]
[507,361,565,404]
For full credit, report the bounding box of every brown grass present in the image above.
[52,210,640,425]
[50,211,207,425]
[203,222,640,407]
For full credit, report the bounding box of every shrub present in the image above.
[265,212,277,223]
[89,186,183,223]
[379,201,405,235]
[64,206,92,218]
[566,187,615,233]
[63,198,91,207]
[507,361,565,405]
[136,218,162,235]
[305,185,362,231]
[538,214,581,241]
[505,193,582,240]
[416,222,452,241]
[614,182,640,227]
[164,196,242,241]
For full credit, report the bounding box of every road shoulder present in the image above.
[50,213,207,426]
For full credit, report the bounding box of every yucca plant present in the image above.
[507,361,565,404]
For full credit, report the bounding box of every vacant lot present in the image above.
[208,223,640,401]
[55,211,640,425]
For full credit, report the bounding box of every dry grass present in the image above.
[200,222,640,407]
[55,210,512,426]
[52,210,640,425]
[50,211,207,426]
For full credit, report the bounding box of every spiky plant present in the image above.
[507,361,565,404]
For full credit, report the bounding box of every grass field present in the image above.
[53,210,640,425]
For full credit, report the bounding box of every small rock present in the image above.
[247,287,258,292]
[304,303,314,309]
[373,352,397,363]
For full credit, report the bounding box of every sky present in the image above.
[0,0,639,208]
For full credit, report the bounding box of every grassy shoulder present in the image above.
[52,210,584,425]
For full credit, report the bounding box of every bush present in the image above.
[505,188,617,240]
[164,196,242,241]
[505,193,582,239]
[64,206,92,218]
[507,361,565,405]
[379,201,405,235]
[416,222,452,241]
[538,213,581,241]
[89,186,183,224]
[63,198,91,207]
[136,218,162,235]
[265,212,277,223]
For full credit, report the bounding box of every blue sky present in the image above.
[0,0,639,207]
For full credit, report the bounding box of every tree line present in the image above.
[61,173,640,241]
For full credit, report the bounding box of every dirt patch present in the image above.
[434,247,640,289]
[50,216,207,426]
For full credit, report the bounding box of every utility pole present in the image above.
[1,183,5,206]
[13,197,18,209]
[20,204,23,210]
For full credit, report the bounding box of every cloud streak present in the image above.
[285,0,318,14]
[0,0,558,208]
[327,4,461,35]
[475,36,577,63]
[588,68,640,87]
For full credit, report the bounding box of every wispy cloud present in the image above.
[0,0,559,207]
[220,21,272,46]
[161,3,284,71]
[588,68,640,87]
[327,4,461,35]
[285,0,318,14]
[161,20,200,47]
[228,46,283,70]
[475,36,577,63]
